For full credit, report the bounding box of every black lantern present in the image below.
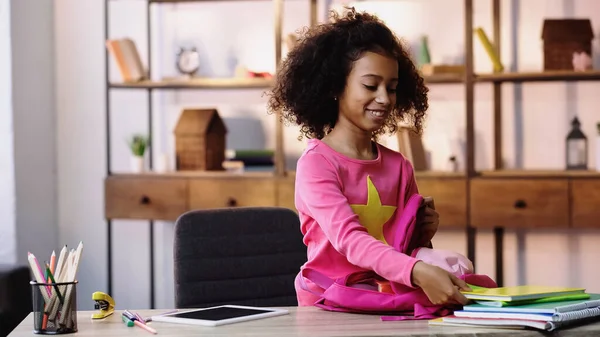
[566,116,587,170]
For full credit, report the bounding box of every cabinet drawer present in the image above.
[416,178,467,228]
[105,176,189,221]
[571,179,600,228]
[470,179,569,228]
[189,177,276,209]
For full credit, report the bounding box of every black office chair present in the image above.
[173,207,307,309]
[0,264,31,337]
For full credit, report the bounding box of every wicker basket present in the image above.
[541,19,594,71]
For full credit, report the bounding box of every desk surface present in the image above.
[8,307,600,337]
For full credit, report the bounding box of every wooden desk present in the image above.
[8,307,600,336]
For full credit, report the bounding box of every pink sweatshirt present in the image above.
[294,139,421,306]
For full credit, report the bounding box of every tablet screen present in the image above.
[170,307,274,321]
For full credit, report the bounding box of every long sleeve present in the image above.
[295,151,420,287]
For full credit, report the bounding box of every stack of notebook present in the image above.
[429,285,600,331]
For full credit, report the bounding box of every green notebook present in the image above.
[475,293,592,307]
[463,293,600,314]
[462,284,586,302]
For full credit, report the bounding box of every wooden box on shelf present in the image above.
[541,19,594,70]
[174,108,227,171]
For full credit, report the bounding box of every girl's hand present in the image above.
[411,261,471,305]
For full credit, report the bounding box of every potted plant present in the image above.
[127,134,149,173]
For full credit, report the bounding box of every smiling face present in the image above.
[336,51,398,136]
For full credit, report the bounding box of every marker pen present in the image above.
[121,314,134,327]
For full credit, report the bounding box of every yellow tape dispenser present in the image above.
[91,291,115,319]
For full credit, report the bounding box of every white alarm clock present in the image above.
[176,47,200,76]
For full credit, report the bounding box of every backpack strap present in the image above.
[298,268,336,296]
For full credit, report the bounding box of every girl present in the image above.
[267,8,472,307]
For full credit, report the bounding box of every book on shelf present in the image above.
[106,38,147,83]
[396,126,427,171]
[474,27,504,72]
[224,149,275,171]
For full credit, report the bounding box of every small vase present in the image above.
[155,153,169,173]
[130,156,145,173]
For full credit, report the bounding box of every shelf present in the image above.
[415,171,465,178]
[109,170,465,179]
[109,169,600,179]
[109,77,273,89]
[423,73,464,84]
[476,70,600,83]
[110,0,264,2]
[109,71,600,88]
[476,169,600,178]
[284,170,464,179]
[109,170,276,179]
[109,74,464,89]
[149,0,264,2]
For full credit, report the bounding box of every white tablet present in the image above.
[149,305,289,327]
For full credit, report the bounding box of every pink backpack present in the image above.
[298,193,497,320]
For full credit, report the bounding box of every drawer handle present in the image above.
[227,198,237,207]
[514,199,527,209]
[140,196,151,205]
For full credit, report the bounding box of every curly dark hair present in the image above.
[266,7,429,140]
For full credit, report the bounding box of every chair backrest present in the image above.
[173,206,307,309]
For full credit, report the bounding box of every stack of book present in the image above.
[430,285,600,331]
[224,149,274,172]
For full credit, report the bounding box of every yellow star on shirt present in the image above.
[350,175,397,244]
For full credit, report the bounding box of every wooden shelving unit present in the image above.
[103,0,306,308]
[104,0,600,301]
[465,0,600,286]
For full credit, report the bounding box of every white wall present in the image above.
[54,0,600,310]
[11,0,59,267]
[54,0,108,310]
[0,0,58,267]
[0,0,16,265]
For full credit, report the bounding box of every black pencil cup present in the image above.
[30,280,78,334]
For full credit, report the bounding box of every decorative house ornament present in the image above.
[541,19,594,71]
[174,108,227,171]
[566,116,588,170]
